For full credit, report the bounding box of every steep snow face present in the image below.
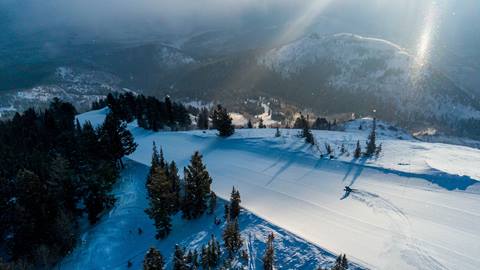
[77,109,480,270]
[258,33,480,121]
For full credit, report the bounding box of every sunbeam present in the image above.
[415,1,441,67]
[276,0,332,44]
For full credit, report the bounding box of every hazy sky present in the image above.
[1,0,479,92]
[2,0,478,46]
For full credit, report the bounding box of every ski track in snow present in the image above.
[70,109,480,270]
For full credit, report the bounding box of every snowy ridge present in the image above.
[259,33,412,79]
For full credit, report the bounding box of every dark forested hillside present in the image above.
[0,98,136,268]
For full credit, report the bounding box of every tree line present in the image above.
[0,98,137,268]
[93,93,236,138]
[93,93,192,131]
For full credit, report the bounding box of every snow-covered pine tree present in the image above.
[229,187,241,220]
[365,118,377,157]
[181,151,213,219]
[354,140,362,159]
[143,247,165,270]
[211,104,235,137]
[263,232,275,270]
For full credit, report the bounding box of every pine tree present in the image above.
[354,140,362,159]
[143,247,165,270]
[229,187,241,220]
[145,165,173,239]
[168,161,181,213]
[247,119,253,129]
[173,245,188,270]
[223,218,243,257]
[201,234,221,269]
[197,108,209,130]
[258,118,266,128]
[263,232,275,270]
[211,105,234,137]
[325,143,332,155]
[185,250,194,269]
[165,96,174,127]
[99,112,137,168]
[340,144,346,155]
[224,203,230,221]
[200,246,209,269]
[149,142,161,176]
[275,126,281,137]
[182,151,213,219]
[331,254,348,270]
[375,143,382,158]
[298,115,314,145]
[207,192,217,215]
[191,249,199,269]
[365,118,377,157]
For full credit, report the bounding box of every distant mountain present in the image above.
[257,33,480,126]
[170,33,480,137]
[2,32,479,138]
[0,67,131,118]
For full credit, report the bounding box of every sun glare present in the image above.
[415,1,440,67]
[276,0,332,44]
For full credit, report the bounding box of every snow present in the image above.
[230,112,249,127]
[59,160,360,270]
[254,103,279,127]
[74,109,480,269]
[76,107,111,127]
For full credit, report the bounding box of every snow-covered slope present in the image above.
[76,109,480,270]
[258,33,480,124]
[59,160,359,270]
